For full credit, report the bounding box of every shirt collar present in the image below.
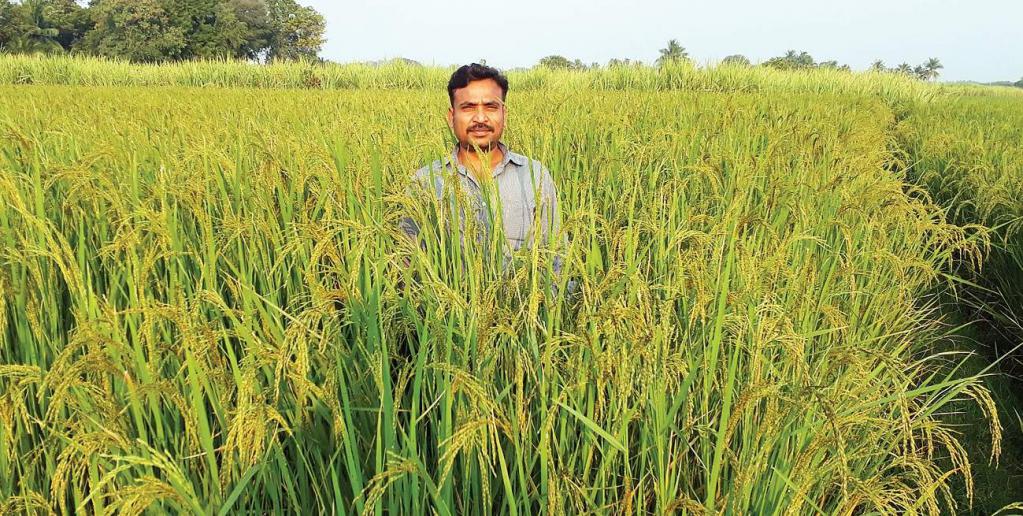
[444,141,526,170]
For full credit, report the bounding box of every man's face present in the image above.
[448,78,506,152]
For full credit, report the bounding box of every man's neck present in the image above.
[457,142,504,181]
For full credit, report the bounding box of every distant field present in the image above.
[1,56,1021,514]
[7,52,1020,97]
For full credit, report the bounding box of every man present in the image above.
[399,63,572,294]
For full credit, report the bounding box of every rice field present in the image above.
[1,55,1021,514]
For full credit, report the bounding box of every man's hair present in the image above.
[447,63,509,106]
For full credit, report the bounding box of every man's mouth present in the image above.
[470,127,491,134]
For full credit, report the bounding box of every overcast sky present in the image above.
[303,0,1021,83]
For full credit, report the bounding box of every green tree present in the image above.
[265,0,324,61]
[817,59,843,70]
[764,50,815,70]
[1015,77,1023,88]
[869,59,886,72]
[607,57,640,68]
[162,0,250,59]
[656,38,687,66]
[721,54,750,66]
[43,0,90,50]
[894,62,913,75]
[70,0,325,63]
[228,0,272,60]
[79,0,186,62]
[538,54,574,70]
[390,57,420,66]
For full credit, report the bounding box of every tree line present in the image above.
[0,0,325,63]
[537,39,951,82]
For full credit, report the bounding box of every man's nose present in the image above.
[471,106,488,122]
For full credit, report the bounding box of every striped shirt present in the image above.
[399,141,566,276]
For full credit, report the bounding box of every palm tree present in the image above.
[607,58,639,68]
[923,57,943,81]
[764,50,815,70]
[656,39,688,66]
[5,0,63,55]
[895,63,913,75]
[869,60,886,72]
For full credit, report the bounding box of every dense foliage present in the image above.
[0,0,324,62]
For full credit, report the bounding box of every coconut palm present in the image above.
[656,39,688,66]
[923,57,943,81]
[3,0,63,54]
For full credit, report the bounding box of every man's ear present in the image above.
[446,107,454,130]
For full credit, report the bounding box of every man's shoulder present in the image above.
[510,152,555,188]
[407,159,462,200]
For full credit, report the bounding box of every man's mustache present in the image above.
[469,125,493,132]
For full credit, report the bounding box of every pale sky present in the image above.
[304,0,1021,83]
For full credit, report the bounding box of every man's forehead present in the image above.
[455,95,504,105]
[453,80,504,103]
